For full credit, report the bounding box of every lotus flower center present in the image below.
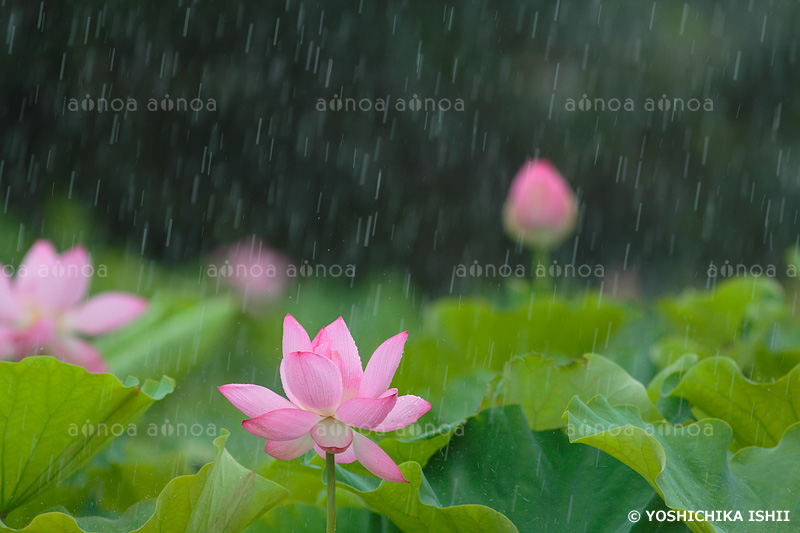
[312,416,352,454]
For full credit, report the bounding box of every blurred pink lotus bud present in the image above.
[502,159,578,249]
[212,237,291,309]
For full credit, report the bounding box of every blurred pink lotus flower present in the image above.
[0,240,148,373]
[503,159,579,249]
[219,314,431,483]
[211,236,290,309]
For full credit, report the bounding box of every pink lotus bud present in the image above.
[502,159,578,249]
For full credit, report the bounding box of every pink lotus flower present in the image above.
[211,236,291,310]
[219,314,431,483]
[503,159,579,249]
[0,240,148,372]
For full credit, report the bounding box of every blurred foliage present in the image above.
[653,277,800,380]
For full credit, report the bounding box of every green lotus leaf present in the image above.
[564,396,800,533]
[337,461,518,533]
[0,357,173,520]
[1,431,287,532]
[670,356,800,449]
[424,405,672,532]
[481,353,661,430]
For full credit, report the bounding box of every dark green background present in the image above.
[1,0,797,295]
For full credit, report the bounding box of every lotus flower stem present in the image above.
[533,247,551,292]
[326,452,336,532]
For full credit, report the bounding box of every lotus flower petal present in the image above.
[0,271,21,322]
[312,317,363,401]
[218,384,295,418]
[352,432,407,483]
[47,336,108,374]
[314,445,357,464]
[282,314,311,356]
[264,434,315,461]
[243,408,322,440]
[336,389,398,430]
[359,331,408,398]
[16,240,58,295]
[372,395,431,432]
[49,246,91,311]
[280,351,342,416]
[68,293,147,335]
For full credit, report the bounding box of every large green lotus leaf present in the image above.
[651,337,800,383]
[96,294,237,379]
[377,428,455,468]
[670,356,800,449]
[393,296,629,423]
[599,313,666,384]
[650,336,706,370]
[647,354,698,425]
[481,353,661,430]
[336,461,518,533]
[653,277,800,380]
[81,440,210,515]
[746,346,800,382]
[654,278,791,376]
[424,405,679,533]
[260,460,364,509]
[0,502,152,532]
[259,426,455,508]
[421,295,628,367]
[647,354,699,404]
[564,396,800,533]
[392,335,496,423]
[253,503,385,532]
[259,450,515,533]
[1,432,287,532]
[658,277,785,349]
[134,430,287,532]
[0,357,173,519]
